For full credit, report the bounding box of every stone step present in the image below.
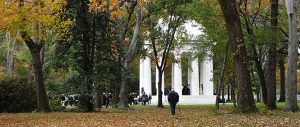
[150,95,216,105]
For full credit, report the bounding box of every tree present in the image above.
[67,0,99,111]
[89,0,144,108]
[115,1,142,108]
[53,0,120,111]
[238,0,269,105]
[284,0,299,112]
[215,41,229,110]
[218,0,257,113]
[0,0,67,112]
[143,0,193,107]
[22,32,50,112]
[278,53,286,102]
[264,0,278,109]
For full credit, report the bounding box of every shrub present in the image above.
[256,103,270,114]
[78,94,93,112]
[49,97,65,112]
[0,77,36,112]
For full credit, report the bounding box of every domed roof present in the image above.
[157,19,203,41]
[183,20,203,40]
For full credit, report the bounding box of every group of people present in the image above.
[60,89,179,115]
[60,94,80,107]
[102,93,112,108]
[128,92,152,105]
[182,85,191,95]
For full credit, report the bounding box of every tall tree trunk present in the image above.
[227,83,230,102]
[216,41,229,110]
[28,62,33,81]
[218,0,257,113]
[284,0,298,112]
[118,6,142,108]
[278,57,285,102]
[264,0,279,109]
[83,32,94,112]
[243,12,267,104]
[265,49,277,109]
[251,43,267,104]
[231,78,237,108]
[119,63,130,108]
[6,31,19,77]
[221,84,225,104]
[21,32,50,112]
[6,32,14,77]
[84,74,93,111]
[93,87,102,111]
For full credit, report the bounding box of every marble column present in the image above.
[139,56,152,96]
[172,54,182,95]
[139,58,144,95]
[191,57,200,95]
[199,62,203,95]
[202,57,213,95]
[144,56,152,95]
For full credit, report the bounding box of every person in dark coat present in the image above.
[141,93,148,105]
[168,90,179,115]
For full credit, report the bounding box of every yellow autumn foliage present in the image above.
[0,65,5,80]
[0,0,67,41]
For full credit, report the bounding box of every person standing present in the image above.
[148,93,152,104]
[141,93,148,105]
[168,90,179,115]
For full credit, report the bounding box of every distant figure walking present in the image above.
[168,90,179,115]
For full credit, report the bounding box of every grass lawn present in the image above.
[1,104,300,127]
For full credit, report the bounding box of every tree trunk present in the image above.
[251,43,267,104]
[118,6,142,109]
[284,0,298,112]
[216,41,229,110]
[118,62,130,108]
[28,62,33,81]
[231,79,237,108]
[5,31,19,77]
[243,11,267,104]
[5,32,13,77]
[264,0,279,109]
[227,83,230,102]
[265,45,277,109]
[113,81,120,107]
[93,88,102,111]
[40,46,44,65]
[218,0,257,113]
[21,32,50,112]
[84,74,93,112]
[157,71,163,108]
[278,58,285,102]
[256,87,260,102]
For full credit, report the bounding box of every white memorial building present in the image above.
[139,20,216,104]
